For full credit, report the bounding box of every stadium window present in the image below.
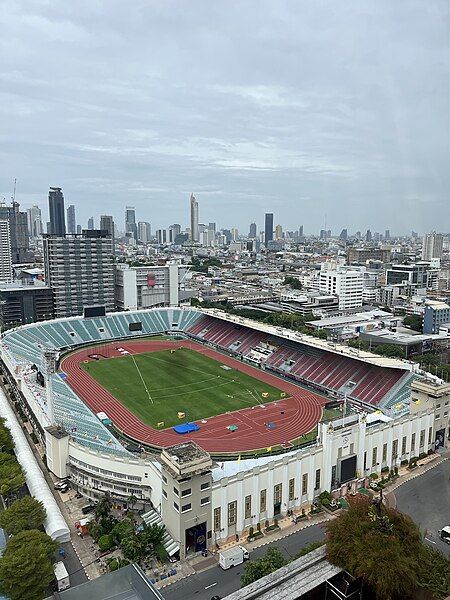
[260,489,267,513]
[372,447,377,467]
[350,443,354,454]
[274,483,282,505]
[288,478,295,501]
[392,439,398,459]
[337,447,342,459]
[382,443,387,463]
[181,488,191,497]
[420,429,425,448]
[428,427,432,445]
[315,469,321,490]
[173,487,179,496]
[162,475,167,484]
[200,481,210,491]
[411,433,416,453]
[228,501,237,526]
[402,436,407,456]
[162,490,167,499]
[245,495,252,519]
[173,502,179,512]
[214,507,221,531]
[302,473,308,496]
[181,503,192,513]
[200,496,210,506]
[364,452,367,471]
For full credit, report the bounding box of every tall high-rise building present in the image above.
[275,224,283,240]
[365,229,372,242]
[27,205,43,238]
[100,215,115,251]
[48,187,66,236]
[0,201,30,263]
[67,205,76,234]
[339,229,348,241]
[190,194,199,242]
[249,223,257,238]
[170,224,182,240]
[384,230,390,240]
[319,266,363,310]
[125,207,137,241]
[298,225,304,239]
[138,221,151,243]
[422,232,444,261]
[0,220,13,283]
[264,213,273,246]
[43,230,115,318]
[208,222,216,233]
[87,217,94,230]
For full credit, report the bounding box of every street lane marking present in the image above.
[205,582,218,590]
[425,537,436,544]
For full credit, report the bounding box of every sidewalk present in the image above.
[155,511,331,590]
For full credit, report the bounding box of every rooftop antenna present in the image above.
[11,178,17,204]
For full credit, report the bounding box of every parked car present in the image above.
[54,480,70,490]
[81,504,95,515]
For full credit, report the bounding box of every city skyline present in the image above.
[1,1,449,233]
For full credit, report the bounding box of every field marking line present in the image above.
[129,352,154,404]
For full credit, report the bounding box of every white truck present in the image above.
[219,546,249,570]
[54,561,70,591]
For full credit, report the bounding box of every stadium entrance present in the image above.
[185,522,207,554]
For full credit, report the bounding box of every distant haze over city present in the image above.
[1,0,449,233]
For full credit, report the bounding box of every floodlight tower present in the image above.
[43,349,57,425]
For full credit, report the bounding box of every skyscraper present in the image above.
[125,207,137,241]
[339,229,348,241]
[0,201,30,262]
[365,229,372,242]
[67,205,76,234]
[0,220,13,283]
[264,213,273,246]
[27,205,43,238]
[190,194,199,242]
[43,230,115,318]
[385,230,390,241]
[275,224,283,240]
[100,215,115,251]
[422,232,444,261]
[48,187,66,236]
[87,217,94,230]
[138,221,151,243]
[249,222,257,238]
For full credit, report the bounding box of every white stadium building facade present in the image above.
[0,307,448,556]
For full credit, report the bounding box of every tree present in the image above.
[0,495,46,535]
[283,275,302,290]
[325,496,427,600]
[241,547,286,587]
[95,492,113,521]
[0,452,25,497]
[0,418,15,454]
[403,314,423,332]
[0,529,58,600]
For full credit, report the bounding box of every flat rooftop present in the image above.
[163,442,210,465]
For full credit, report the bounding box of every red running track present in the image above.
[61,340,327,454]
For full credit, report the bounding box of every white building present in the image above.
[319,267,364,310]
[422,232,444,261]
[190,193,199,242]
[0,220,13,283]
[26,205,43,238]
[115,263,193,310]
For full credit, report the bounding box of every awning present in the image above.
[142,509,180,557]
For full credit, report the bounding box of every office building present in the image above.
[87,216,94,230]
[0,201,30,263]
[275,224,283,240]
[0,284,54,327]
[365,229,372,242]
[43,230,115,318]
[339,229,348,241]
[264,213,273,246]
[125,206,137,241]
[0,220,13,283]
[115,263,193,310]
[319,266,364,310]
[100,215,115,250]
[190,194,199,242]
[27,205,43,238]
[48,187,66,236]
[386,263,430,289]
[385,230,390,240]
[423,301,450,334]
[66,205,76,234]
[347,247,391,265]
[138,221,151,243]
[249,222,257,238]
[422,232,444,261]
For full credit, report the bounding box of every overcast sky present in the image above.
[1,1,449,235]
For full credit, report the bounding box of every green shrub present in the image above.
[98,534,113,552]
[381,466,389,473]
[370,473,379,480]
[154,542,168,561]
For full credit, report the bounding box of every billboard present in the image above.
[129,322,142,332]
[435,428,445,451]
[147,272,156,287]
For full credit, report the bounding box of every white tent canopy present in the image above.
[0,389,70,543]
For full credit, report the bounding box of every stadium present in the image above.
[0,307,442,555]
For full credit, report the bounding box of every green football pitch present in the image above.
[81,348,285,428]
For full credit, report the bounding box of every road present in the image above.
[162,524,326,600]
[394,459,450,556]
